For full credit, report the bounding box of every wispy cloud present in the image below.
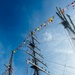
[43,31,53,42]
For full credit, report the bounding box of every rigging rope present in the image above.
[63,44,68,75]
[48,63,75,75]
[45,60,75,70]
[41,37,66,59]
[64,28,75,53]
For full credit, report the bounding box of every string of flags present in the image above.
[32,16,54,34]
[13,16,54,53]
[12,0,75,54]
[62,1,75,14]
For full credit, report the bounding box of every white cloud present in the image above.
[43,31,53,42]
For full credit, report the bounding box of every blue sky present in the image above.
[0,0,75,75]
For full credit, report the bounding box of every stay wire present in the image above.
[45,60,75,70]
[48,62,75,75]
[63,43,69,75]
[42,38,67,58]
[40,24,65,54]
[45,52,64,62]
[41,37,64,54]
[50,67,64,75]
[65,28,75,54]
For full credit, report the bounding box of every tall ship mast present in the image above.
[2,51,14,75]
[25,31,50,75]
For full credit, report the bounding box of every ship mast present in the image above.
[26,31,50,75]
[56,7,75,46]
[2,51,14,75]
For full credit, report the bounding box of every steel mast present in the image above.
[26,31,50,75]
[56,7,75,47]
[2,51,14,75]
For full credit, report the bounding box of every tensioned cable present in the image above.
[50,67,64,75]
[63,43,68,75]
[41,38,67,58]
[38,23,64,54]
[42,28,75,74]
[45,60,75,70]
[41,36,66,53]
[67,28,75,46]
[45,52,65,62]
[65,28,75,54]
[43,29,75,69]
[48,63,75,75]
[13,57,75,74]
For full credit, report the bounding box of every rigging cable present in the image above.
[63,43,68,75]
[64,28,75,54]
[45,60,75,70]
[41,27,75,75]
[44,59,75,75]
[44,38,67,59]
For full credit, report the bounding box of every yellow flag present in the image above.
[36,28,40,31]
[61,9,64,14]
[48,18,53,22]
[48,16,54,22]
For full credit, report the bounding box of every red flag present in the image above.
[71,2,74,9]
[66,4,70,9]
[64,8,67,11]
[40,25,42,28]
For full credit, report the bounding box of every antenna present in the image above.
[26,31,50,75]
